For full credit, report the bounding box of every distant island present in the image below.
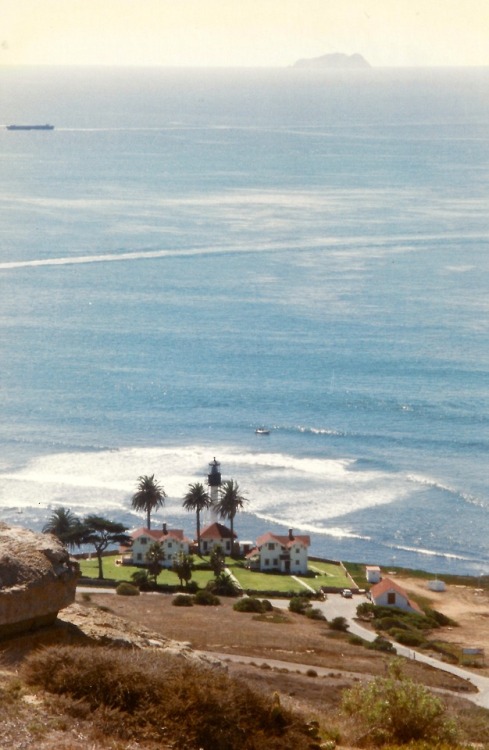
[292,53,371,69]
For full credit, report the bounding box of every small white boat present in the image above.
[255,427,270,435]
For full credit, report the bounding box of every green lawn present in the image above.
[305,561,353,589]
[78,554,352,594]
[229,566,309,594]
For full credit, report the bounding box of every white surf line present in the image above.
[0,241,322,271]
[292,575,316,593]
[2,231,482,272]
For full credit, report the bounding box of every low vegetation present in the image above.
[356,602,464,661]
[233,597,273,613]
[342,661,458,745]
[22,645,319,750]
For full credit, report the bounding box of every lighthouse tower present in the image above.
[207,457,222,522]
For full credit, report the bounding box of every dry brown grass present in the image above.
[22,645,318,750]
[0,588,488,749]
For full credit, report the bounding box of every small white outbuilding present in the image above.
[365,565,381,584]
[427,579,447,592]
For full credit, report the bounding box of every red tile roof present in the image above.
[131,527,192,544]
[370,577,423,613]
[255,531,310,549]
[200,522,236,539]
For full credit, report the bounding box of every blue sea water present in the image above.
[1,66,489,575]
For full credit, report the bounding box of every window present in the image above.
[268,543,275,550]
[140,537,147,545]
[273,558,278,566]
[264,558,270,566]
[387,592,396,605]
[136,553,142,561]
[167,542,172,548]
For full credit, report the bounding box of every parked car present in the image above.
[341,588,353,598]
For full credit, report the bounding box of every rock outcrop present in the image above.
[60,602,225,670]
[0,523,79,638]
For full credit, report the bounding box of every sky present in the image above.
[1,0,489,68]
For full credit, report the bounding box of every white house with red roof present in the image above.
[199,522,237,555]
[246,529,310,575]
[369,577,423,614]
[121,524,192,568]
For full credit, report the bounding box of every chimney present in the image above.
[288,528,294,541]
[162,522,167,535]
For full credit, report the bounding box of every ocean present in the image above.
[1,66,489,576]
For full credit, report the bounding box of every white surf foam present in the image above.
[0,444,412,533]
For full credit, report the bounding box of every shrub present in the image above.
[377,616,408,631]
[207,572,240,597]
[261,599,273,612]
[22,646,315,749]
[348,634,364,646]
[342,662,457,745]
[305,607,326,621]
[367,636,396,653]
[329,616,348,632]
[116,582,140,596]
[194,589,220,606]
[356,601,375,619]
[391,629,426,647]
[233,597,266,613]
[172,594,193,607]
[131,569,151,589]
[423,606,456,627]
[289,596,311,615]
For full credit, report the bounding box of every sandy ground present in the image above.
[394,574,489,674]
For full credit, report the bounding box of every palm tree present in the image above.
[215,479,248,557]
[131,474,166,530]
[183,482,212,556]
[42,506,83,549]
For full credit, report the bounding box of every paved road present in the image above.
[76,586,489,708]
[272,594,489,708]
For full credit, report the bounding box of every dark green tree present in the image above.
[81,515,131,580]
[209,544,226,576]
[215,479,247,556]
[146,541,165,585]
[42,507,84,550]
[182,482,212,556]
[131,474,166,530]
[172,552,194,588]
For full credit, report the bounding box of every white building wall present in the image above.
[131,535,189,568]
[373,590,411,611]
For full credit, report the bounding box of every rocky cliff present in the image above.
[0,523,79,637]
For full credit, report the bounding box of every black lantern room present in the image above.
[207,457,221,487]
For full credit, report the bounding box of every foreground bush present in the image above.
[233,597,263,613]
[207,572,241,597]
[115,582,140,596]
[342,662,457,746]
[23,646,316,749]
[172,593,193,607]
[193,589,221,606]
[289,595,312,615]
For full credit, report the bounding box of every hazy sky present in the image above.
[1,0,489,68]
